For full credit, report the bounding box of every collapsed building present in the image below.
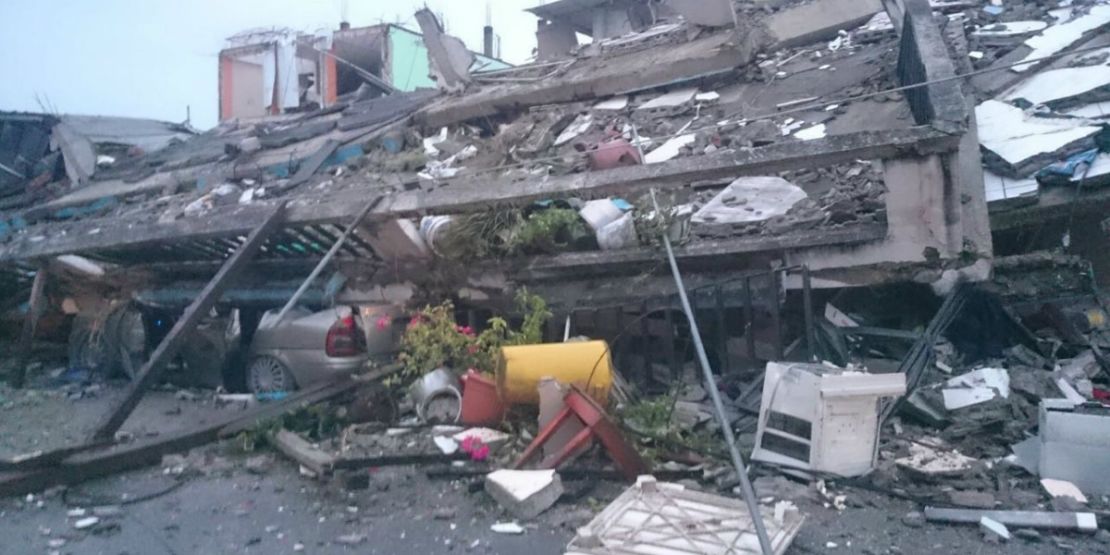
[3,1,1110,552]
[0,0,997,365]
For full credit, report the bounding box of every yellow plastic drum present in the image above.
[496,341,613,405]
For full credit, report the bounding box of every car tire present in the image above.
[246,356,297,394]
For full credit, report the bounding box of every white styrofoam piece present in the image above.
[1004,66,1110,106]
[942,368,1010,410]
[696,91,721,102]
[979,516,1011,540]
[691,177,808,225]
[983,170,1038,203]
[975,100,1099,165]
[433,436,459,455]
[972,21,1048,38]
[566,476,804,555]
[1041,478,1088,503]
[490,522,524,534]
[794,124,827,141]
[1065,101,1110,118]
[644,133,696,163]
[1012,6,1110,72]
[638,87,698,110]
[593,96,629,111]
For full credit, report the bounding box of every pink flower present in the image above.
[376,316,391,331]
[471,444,490,461]
[455,325,475,337]
[467,344,479,354]
[459,436,489,461]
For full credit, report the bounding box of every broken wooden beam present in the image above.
[10,263,47,388]
[923,507,1100,532]
[88,203,288,441]
[0,376,363,498]
[417,31,751,129]
[414,9,473,91]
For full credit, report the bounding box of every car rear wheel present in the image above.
[246,356,296,393]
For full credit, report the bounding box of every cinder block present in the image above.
[485,469,564,520]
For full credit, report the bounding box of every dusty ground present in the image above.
[2,380,1110,555]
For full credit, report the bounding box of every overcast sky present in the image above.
[0,0,541,130]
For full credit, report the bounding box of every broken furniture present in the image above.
[565,476,805,555]
[751,362,906,477]
[515,384,647,481]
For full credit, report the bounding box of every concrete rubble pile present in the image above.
[5,0,1110,554]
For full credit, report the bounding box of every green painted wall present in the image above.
[388,26,511,92]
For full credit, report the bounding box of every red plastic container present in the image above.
[459,370,506,426]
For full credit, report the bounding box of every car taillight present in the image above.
[326,314,365,357]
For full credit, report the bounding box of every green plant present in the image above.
[507,208,588,255]
[508,289,551,346]
[438,209,523,260]
[398,291,552,379]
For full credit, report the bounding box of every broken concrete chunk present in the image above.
[1012,6,1110,72]
[1041,478,1088,504]
[896,441,977,477]
[1005,66,1110,109]
[794,124,827,141]
[485,469,564,520]
[976,100,1100,175]
[668,0,734,27]
[692,177,808,225]
[638,87,698,111]
[433,435,459,455]
[593,97,629,111]
[554,115,592,147]
[644,134,696,164]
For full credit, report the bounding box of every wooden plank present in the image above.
[923,507,1098,532]
[0,126,956,264]
[0,376,361,498]
[87,203,288,441]
[0,440,111,473]
[333,452,467,469]
[10,263,47,388]
[271,429,336,475]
